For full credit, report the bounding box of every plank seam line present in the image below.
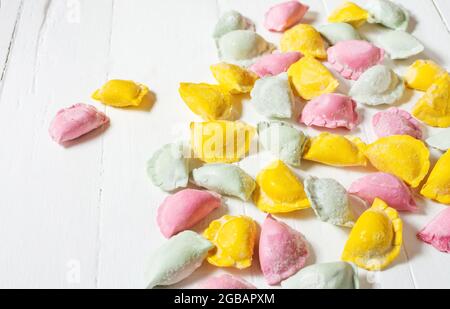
[402,245,418,289]
[431,0,450,34]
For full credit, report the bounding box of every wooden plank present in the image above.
[433,0,450,33]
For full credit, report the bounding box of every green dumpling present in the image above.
[366,29,424,60]
[366,0,409,30]
[316,23,360,45]
[213,10,254,39]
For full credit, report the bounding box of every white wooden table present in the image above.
[0,0,449,289]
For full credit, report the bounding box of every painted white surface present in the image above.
[0,0,449,289]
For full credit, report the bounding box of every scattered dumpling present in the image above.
[372,107,422,139]
[210,63,259,94]
[417,208,450,253]
[281,24,327,59]
[203,215,257,269]
[288,56,339,100]
[281,262,359,289]
[420,150,450,205]
[217,30,275,65]
[328,2,369,28]
[213,10,254,39]
[49,103,109,144]
[250,73,294,119]
[190,121,256,163]
[366,0,409,30]
[327,40,385,80]
[348,173,417,212]
[250,52,302,78]
[192,164,256,201]
[157,189,221,238]
[257,121,307,167]
[179,83,232,121]
[253,160,310,213]
[316,23,360,45]
[365,135,430,188]
[349,65,404,106]
[341,198,402,271]
[259,215,310,285]
[367,29,424,60]
[92,80,149,107]
[300,93,359,130]
[426,128,450,151]
[146,231,213,289]
[405,60,446,92]
[303,133,367,167]
[197,274,256,289]
[264,1,309,32]
[147,142,189,192]
[412,73,450,128]
[304,176,354,227]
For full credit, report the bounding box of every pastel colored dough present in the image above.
[349,65,404,106]
[250,73,294,119]
[304,176,354,227]
[366,0,409,30]
[146,231,213,289]
[348,172,417,212]
[405,60,446,92]
[281,24,327,59]
[328,2,369,28]
[157,189,221,238]
[250,52,302,78]
[259,215,309,285]
[197,274,256,289]
[253,160,310,213]
[303,132,367,167]
[417,208,450,253]
[342,198,402,271]
[426,128,450,151]
[412,73,450,128]
[210,63,259,94]
[316,22,360,45]
[192,163,256,201]
[372,107,422,139]
[257,121,307,167]
[327,40,385,80]
[203,215,257,269]
[92,80,149,107]
[420,150,450,205]
[49,103,109,144]
[147,142,189,192]
[264,1,309,32]
[367,29,424,60]
[288,56,339,100]
[281,262,359,289]
[213,10,254,39]
[300,93,359,130]
[365,135,430,188]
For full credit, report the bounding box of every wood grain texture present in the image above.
[0,0,449,289]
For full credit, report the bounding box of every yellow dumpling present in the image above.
[190,121,255,163]
[281,24,327,59]
[92,80,149,107]
[328,2,369,28]
[303,133,367,167]
[253,160,310,213]
[342,198,402,271]
[179,83,232,120]
[203,215,257,269]
[421,150,450,205]
[210,63,259,94]
[412,73,450,128]
[365,135,430,188]
[405,60,446,92]
[287,56,339,100]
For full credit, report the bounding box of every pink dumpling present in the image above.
[197,274,256,289]
[348,173,417,212]
[264,1,309,32]
[157,189,221,238]
[49,103,109,144]
[250,52,302,77]
[300,93,359,130]
[327,40,385,80]
[372,107,423,139]
[259,215,309,286]
[418,208,450,253]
